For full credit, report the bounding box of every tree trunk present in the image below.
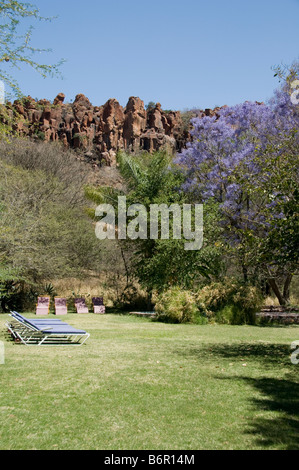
[283,274,293,304]
[119,243,130,289]
[242,265,248,283]
[267,278,286,306]
[146,291,153,311]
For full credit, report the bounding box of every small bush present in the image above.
[231,284,263,324]
[155,287,206,324]
[196,279,263,325]
[196,280,235,316]
[117,284,148,311]
[213,305,235,324]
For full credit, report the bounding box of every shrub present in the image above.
[155,287,206,324]
[231,284,263,324]
[117,284,148,311]
[196,279,263,325]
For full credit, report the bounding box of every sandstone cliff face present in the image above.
[1,93,226,167]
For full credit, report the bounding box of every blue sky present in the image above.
[5,0,299,110]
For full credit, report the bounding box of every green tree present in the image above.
[231,131,299,305]
[0,0,64,98]
[145,101,156,111]
[86,151,215,309]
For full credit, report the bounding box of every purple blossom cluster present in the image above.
[176,81,299,237]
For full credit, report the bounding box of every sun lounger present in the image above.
[36,296,50,316]
[74,298,89,314]
[6,311,90,346]
[54,297,67,315]
[92,297,106,314]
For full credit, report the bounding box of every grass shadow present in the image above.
[176,341,299,449]
[218,375,299,450]
[182,342,294,368]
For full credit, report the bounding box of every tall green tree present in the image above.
[175,67,299,305]
[231,131,299,305]
[86,151,216,308]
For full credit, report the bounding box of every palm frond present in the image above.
[117,152,145,187]
[84,185,123,206]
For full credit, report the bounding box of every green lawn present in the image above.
[0,313,298,450]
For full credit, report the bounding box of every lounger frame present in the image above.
[6,312,90,346]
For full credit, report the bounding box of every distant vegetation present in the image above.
[0,139,102,311]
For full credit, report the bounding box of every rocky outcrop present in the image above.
[1,93,227,166]
[123,96,147,152]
